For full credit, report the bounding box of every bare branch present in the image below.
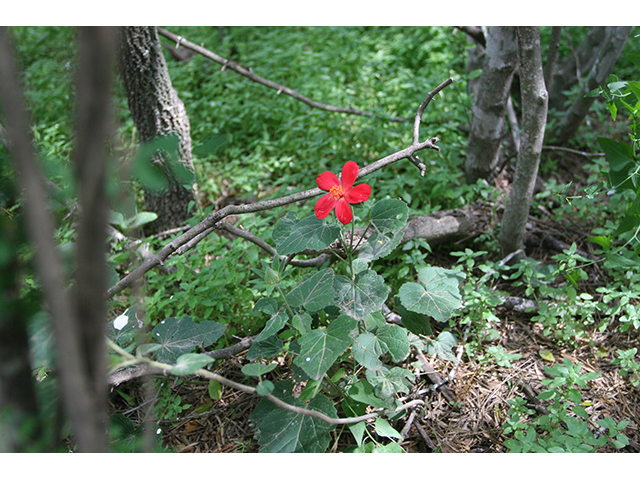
[106,83,454,299]
[157,27,409,123]
[108,339,424,425]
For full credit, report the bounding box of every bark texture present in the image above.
[465,26,518,184]
[118,26,195,234]
[499,27,548,257]
[553,26,633,145]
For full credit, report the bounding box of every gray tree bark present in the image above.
[499,27,548,257]
[0,26,117,452]
[465,26,518,184]
[552,26,633,145]
[547,26,609,111]
[117,26,196,234]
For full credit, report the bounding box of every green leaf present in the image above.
[347,379,388,409]
[256,380,275,396]
[276,215,341,255]
[246,335,284,361]
[394,297,433,335]
[286,268,335,313]
[250,380,337,452]
[352,332,385,370]
[293,315,357,380]
[366,366,415,404]
[424,331,458,363]
[254,311,288,343]
[290,313,313,335]
[375,324,410,363]
[334,269,389,320]
[374,417,403,440]
[598,137,636,190]
[241,362,278,377]
[358,228,404,262]
[152,316,226,363]
[171,353,214,376]
[271,211,299,245]
[126,212,158,231]
[369,198,409,232]
[208,379,222,401]
[586,235,612,251]
[253,297,279,316]
[398,266,465,322]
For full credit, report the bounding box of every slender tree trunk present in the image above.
[465,26,518,184]
[0,26,117,452]
[553,26,633,145]
[499,27,548,257]
[117,26,196,235]
[547,26,608,111]
[543,26,562,88]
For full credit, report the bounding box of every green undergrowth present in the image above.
[4,26,640,452]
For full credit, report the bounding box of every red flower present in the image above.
[315,161,371,225]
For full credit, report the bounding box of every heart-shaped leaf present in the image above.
[286,268,335,313]
[152,316,226,363]
[276,215,341,255]
[250,380,337,452]
[369,199,408,232]
[352,332,385,370]
[375,324,410,363]
[398,266,465,322]
[293,315,357,380]
[334,269,389,320]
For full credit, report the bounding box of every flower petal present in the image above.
[340,161,359,190]
[315,193,337,219]
[316,171,340,191]
[334,199,353,225]
[345,183,371,204]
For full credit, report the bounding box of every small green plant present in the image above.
[478,346,522,368]
[502,358,629,452]
[153,379,192,421]
[612,348,640,386]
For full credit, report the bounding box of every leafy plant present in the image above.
[503,358,629,452]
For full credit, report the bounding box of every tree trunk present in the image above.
[499,27,548,257]
[465,26,518,184]
[552,26,633,146]
[547,26,609,111]
[0,26,117,452]
[117,26,196,235]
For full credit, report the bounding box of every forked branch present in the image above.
[106,79,454,299]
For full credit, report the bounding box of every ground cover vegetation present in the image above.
[1,26,640,453]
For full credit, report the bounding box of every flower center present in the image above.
[329,185,344,199]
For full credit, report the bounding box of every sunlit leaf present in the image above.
[171,353,214,376]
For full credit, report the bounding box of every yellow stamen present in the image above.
[329,185,344,199]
